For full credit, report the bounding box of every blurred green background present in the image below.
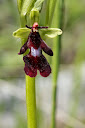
[0,0,85,128]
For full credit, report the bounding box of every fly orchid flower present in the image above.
[13,22,62,77]
[18,22,53,77]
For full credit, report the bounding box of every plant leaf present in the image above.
[21,0,36,16]
[13,28,31,38]
[17,0,23,13]
[34,0,45,11]
[39,28,62,38]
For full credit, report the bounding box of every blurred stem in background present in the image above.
[65,65,81,128]
[65,39,84,128]
[49,0,57,26]
[17,0,37,128]
[45,0,50,25]
[51,0,64,128]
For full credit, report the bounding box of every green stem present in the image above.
[51,0,64,128]
[51,36,60,128]
[26,76,37,128]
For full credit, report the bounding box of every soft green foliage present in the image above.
[21,0,36,16]
[33,0,45,11]
[17,0,23,13]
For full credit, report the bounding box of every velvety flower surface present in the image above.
[18,22,53,77]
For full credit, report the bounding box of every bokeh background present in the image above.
[0,0,85,128]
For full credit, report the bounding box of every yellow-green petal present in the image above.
[39,28,62,38]
[13,28,31,38]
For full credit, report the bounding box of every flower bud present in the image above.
[30,8,39,25]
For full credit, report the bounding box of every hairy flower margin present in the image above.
[13,22,62,77]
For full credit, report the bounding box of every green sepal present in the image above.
[13,28,31,38]
[39,28,62,38]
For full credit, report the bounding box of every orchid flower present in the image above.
[13,22,62,77]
